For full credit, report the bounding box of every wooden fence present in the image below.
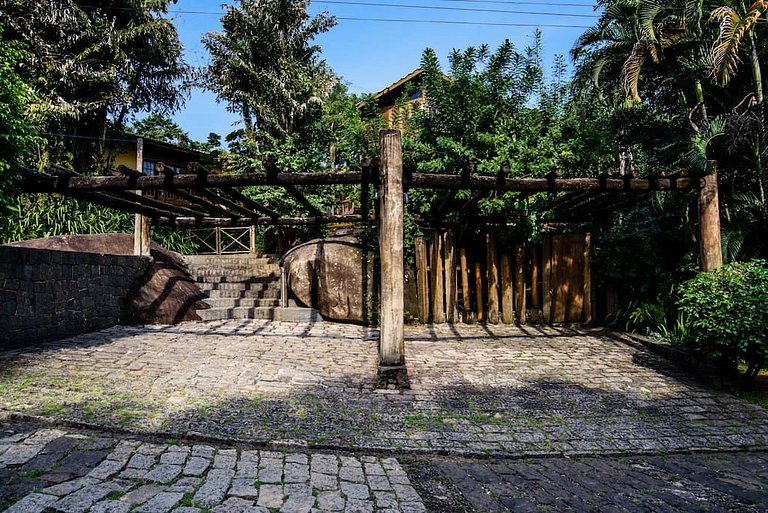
[414,230,592,325]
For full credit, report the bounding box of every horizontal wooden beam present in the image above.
[154,214,365,227]
[21,170,365,193]
[408,174,698,192]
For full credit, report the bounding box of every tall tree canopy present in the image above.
[203,0,336,149]
[0,0,189,170]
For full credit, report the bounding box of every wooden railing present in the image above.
[188,226,256,255]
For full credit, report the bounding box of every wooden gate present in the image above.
[542,233,591,323]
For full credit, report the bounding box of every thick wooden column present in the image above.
[379,130,405,366]
[443,230,457,323]
[133,137,151,256]
[699,172,723,271]
[500,253,514,324]
[431,229,445,323]
[487,232,499,324]
[460,248,470,323]
[514,244,526,325]
[414,236,429,323]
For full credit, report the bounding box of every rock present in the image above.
[8,233,208,324]
[283,235,374,323]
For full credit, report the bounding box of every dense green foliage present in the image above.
[0,29,38,239]
[678,260,768,380]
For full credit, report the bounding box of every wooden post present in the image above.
[474,261,484,322]
[215,227,222,255]
[542,234,552,323]
[414,236,429,323]
[249,225,256,254]
[583,233,592,323]
[487,232,499,324]
[500,253,514,324]
[514,244,526,325]
[699,172,723,271]
[530,246,540,309]
[133,137,151,256]
[443,230,457,323]
[431,229,445,323]
[460,248,470,323]
[280,265,289,308]
[379,130,405,366]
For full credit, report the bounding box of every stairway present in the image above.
[184,254,283,321]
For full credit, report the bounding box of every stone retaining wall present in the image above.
[0,246,150,348]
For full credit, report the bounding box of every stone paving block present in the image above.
[257,460,282,483]
[315,491,345,511]
[134,492,184,513]
[284,483,312,497]
[127,453,156,470]
[89,500,131,513]
[160,451,188,465]
[362,462,385,476]
[342,498,373,513]
[255,484,284,509]
[183,457,211,477]
[137,444,167,456]
[366,475,390,492]
[279,495,315,513]
[227,478,259,498]
[3,492,57,513]
[172,508,202,513]
[284,454,308,465]
[123,484,165,507]
[311,472,338,491]
[339,482,369,500]
[168,477,202,493]
[193,469,234,508]
[42,477,100,497]
[87,459,124,480]
[391,484,420,502]
[51,482,122,513]
[144,464,183,484]
[338,466,364,484]
[372,491,397,509]
[311,455,338,475]
[191,445,215,459]
[211,496,255,513]
[283,462,309,483]
[213,453,237,470]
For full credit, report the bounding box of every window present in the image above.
[142,160,155,175]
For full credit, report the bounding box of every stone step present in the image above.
[204,288,281,299]
[203,297,280,309]
[184,254,279,263]
[198,281,279,291]
[194,274,280,284]
[197,306,277,321]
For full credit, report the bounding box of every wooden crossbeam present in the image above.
[154,214,364,227]
[165,188,237,218]
[218,188,280,218]
[283,184,324,217]
[68,191,176,220]
[21,169,699,194]
[108,191,206,218]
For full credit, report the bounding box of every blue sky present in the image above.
[167,0,599,141]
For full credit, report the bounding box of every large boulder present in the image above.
[283,234,374,323]
[9,233,208,324]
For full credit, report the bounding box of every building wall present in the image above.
[0,246,150,348]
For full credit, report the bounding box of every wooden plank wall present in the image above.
[413,231,592,324]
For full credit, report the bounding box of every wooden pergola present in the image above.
[19,129,723,371]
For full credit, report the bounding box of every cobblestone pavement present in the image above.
[1,321,768,457]
[0,422,426,513]
[2,422,768,513]
[404,450,768,512]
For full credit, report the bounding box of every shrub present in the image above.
[677,260,768,381]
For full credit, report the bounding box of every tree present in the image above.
[1,0,189,170]
[203,0,335,148]
[0,28,38,241]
